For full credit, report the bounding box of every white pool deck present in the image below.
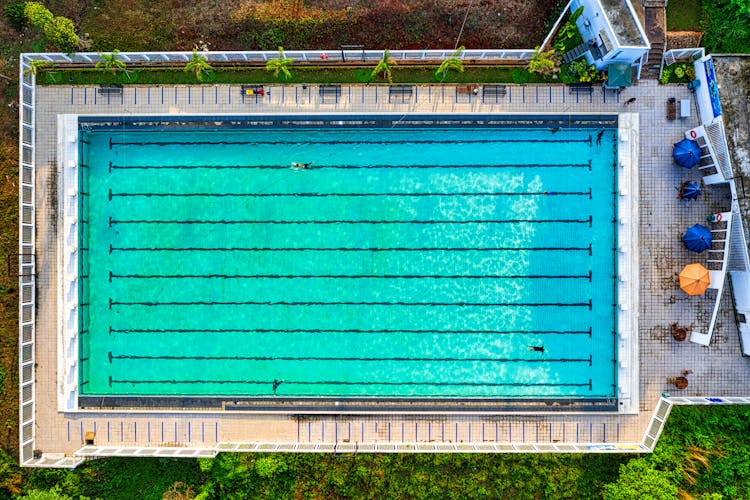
[25,79,750,465]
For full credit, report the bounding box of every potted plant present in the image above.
[670,322,690,342]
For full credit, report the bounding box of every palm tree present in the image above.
[95,50,127,75]
[184,50,213,82]
[435,46,465,82]
[371,49,396,83]
[265,47,294,81]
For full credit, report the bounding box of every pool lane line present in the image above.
[109,299,593,309]
[108,375,592,388]
[109,244,593,254]
[108,162,593,170]
[108,138,591,148]
[108,216,594,226]
[108,189,593,198]
[108,271,593,280]
[109,327,593,336]
[108,352,593,365]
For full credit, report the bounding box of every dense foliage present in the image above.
[21,1,78,52]
[0,406,746,498]
[701,0,750,53]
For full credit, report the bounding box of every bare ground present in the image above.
[44,0,560,52]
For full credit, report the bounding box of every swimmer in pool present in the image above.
[292,162,313,170]
[529,345,545,353]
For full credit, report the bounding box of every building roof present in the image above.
[598,0,649,47]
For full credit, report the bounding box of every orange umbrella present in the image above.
[679,263,710,295]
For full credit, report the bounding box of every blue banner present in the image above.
[704,58,722,118]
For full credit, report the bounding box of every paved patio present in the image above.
[29,79,750,455]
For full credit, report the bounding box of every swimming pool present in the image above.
[77,115,618,400]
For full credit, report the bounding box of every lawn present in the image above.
[666,0,702,31]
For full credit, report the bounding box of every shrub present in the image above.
[255,27,285,50]
[23,1,51,27]
[23,2,79,51]
[44,16,79,52]
[660,62,694,84]
[4,0,27,28]
[660,66,672,85]
[528,46,559,76]
[603,459,679,500]
[511,68,530,84]
[565,59,601,83]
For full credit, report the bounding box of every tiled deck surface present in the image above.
[31,80,750,455]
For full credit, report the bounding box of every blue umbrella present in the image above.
[679,181,701,200]
[673,139,702,168]
[683,224,712,253]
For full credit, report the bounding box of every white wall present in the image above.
[570,0,648,70]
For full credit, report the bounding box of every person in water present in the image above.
[272,379,283,394]
[595,130,604,147]
[292,161,313,169]
[529,345,545,353]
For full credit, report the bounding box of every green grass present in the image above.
[666,0,702,31]
[39,65,553,86]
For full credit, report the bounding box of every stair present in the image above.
[641,4,666,79]
[562,43,590,64]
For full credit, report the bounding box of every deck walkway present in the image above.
[30,80,750,456]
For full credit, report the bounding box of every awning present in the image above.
[605,63,632,89]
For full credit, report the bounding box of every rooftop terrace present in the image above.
[599,0,649,47]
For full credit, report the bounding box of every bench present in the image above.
[97,84,123,95]
[388,84,414,95]
[482,85,507,97]
[568,83,593,95]
[319,84,342,96]
[388,84,414,102]
[457,84,479,95]
[319,84,342,102]
[667,97,677,121]
[240,85,265,97]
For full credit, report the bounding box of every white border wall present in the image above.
[57,115,79,412]
[616,113,639,414]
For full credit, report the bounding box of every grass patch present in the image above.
[39,65,553,86]
[666,0,702,31]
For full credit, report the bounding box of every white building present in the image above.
[570,0,650,76]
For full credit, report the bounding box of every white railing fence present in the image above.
[18,56,37,466]
[642,398,672,450]
[28,49,537,67]
[659,47,705,80]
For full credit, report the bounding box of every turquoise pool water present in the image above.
[78,118,618,399]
